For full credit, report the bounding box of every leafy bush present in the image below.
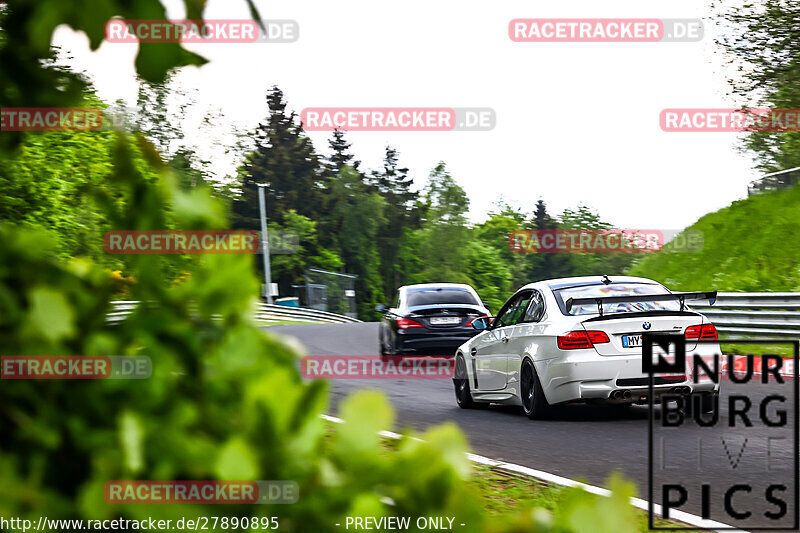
[0,135,481,529]
[0,135,641,532]
[0,2,642,530]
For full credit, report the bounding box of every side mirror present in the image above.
[471,316,492,330]
[375,304,388,313]
[482,301,490,310]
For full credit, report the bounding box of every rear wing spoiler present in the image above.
[565,291,717,316]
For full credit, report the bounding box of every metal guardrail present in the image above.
[692,292,800,338]
[107,301,361,325]
[107,293,800,334]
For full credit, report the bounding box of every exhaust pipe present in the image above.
[610,390,622,400]
[622,390,632,400]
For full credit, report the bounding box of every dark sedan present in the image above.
[376,283,490,356]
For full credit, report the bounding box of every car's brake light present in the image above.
[587,331,611,344]
[465,315,489,326]
[396,317,424,329]
[557,330,610,350]
[685,323,718,340]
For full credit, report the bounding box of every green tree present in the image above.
[322,166,386,317]
[231,87,323,228]
[523,199,569,281]
[464,240,511,313]
[0,0,208,156]
[714,0,800,172]
[269,209,343,295]
[558,204,635,277]
[372,146,421,296]
[474,201,528,294]
[412,163,471,284]
[326,129,361,173]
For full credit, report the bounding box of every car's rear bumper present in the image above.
[396,328,478,354]
[535,344,721,405]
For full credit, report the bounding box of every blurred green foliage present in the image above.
[0,133,488,530]
[0,2,642,531]
[0,131,642,531]
[713,0,800,173]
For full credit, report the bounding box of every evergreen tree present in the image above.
[231,86,323,230]
[323,166,386,317]
[526,198,563,280]
[533,199,556,231]
[412,163,471,284]
[326,129,360,173]
[372,146,420,295]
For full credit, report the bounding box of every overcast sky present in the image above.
[52,0,760,230]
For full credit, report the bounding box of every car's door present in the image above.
[472,290,533,391]
[507,289,548,383]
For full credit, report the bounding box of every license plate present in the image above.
[430,316,461,325]
[622,334,642,348]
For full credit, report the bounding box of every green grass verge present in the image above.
[722,342,797,359]
[468,464,697,532]
[351,424,698,531]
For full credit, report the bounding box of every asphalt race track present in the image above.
[269,322,799,529]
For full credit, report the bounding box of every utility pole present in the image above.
[256,184,273,304]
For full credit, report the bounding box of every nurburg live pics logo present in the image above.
[644,334,799,530]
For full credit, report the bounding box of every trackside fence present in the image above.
[107,293,800,333]
[691,292,800,338]
[107,301,361,325]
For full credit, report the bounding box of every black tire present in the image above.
[379,335,387,356]
[520,359,551,420]
[687,391,717,415]
[454,355,480,409]
[381,334,396,359]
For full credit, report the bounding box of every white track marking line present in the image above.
[320,413,746,532]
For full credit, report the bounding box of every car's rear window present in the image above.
[554,283,679,316]
[406,288,479,307]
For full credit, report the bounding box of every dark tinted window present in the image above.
[522,290,545,322]
[493,291,533,327]
[406,288,479,307]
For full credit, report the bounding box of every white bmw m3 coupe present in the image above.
[452,276,721,419]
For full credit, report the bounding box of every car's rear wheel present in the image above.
[379,334,387,356]
[381,335,395,359]
[686,391,717,415]
[521,359,550,420]
[454,355,481,409]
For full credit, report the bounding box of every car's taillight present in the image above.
[685,323,718,340]
[587,331,611,344]
[396,317,424,329]
[557,330,610,350]
[465,315,489,326]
